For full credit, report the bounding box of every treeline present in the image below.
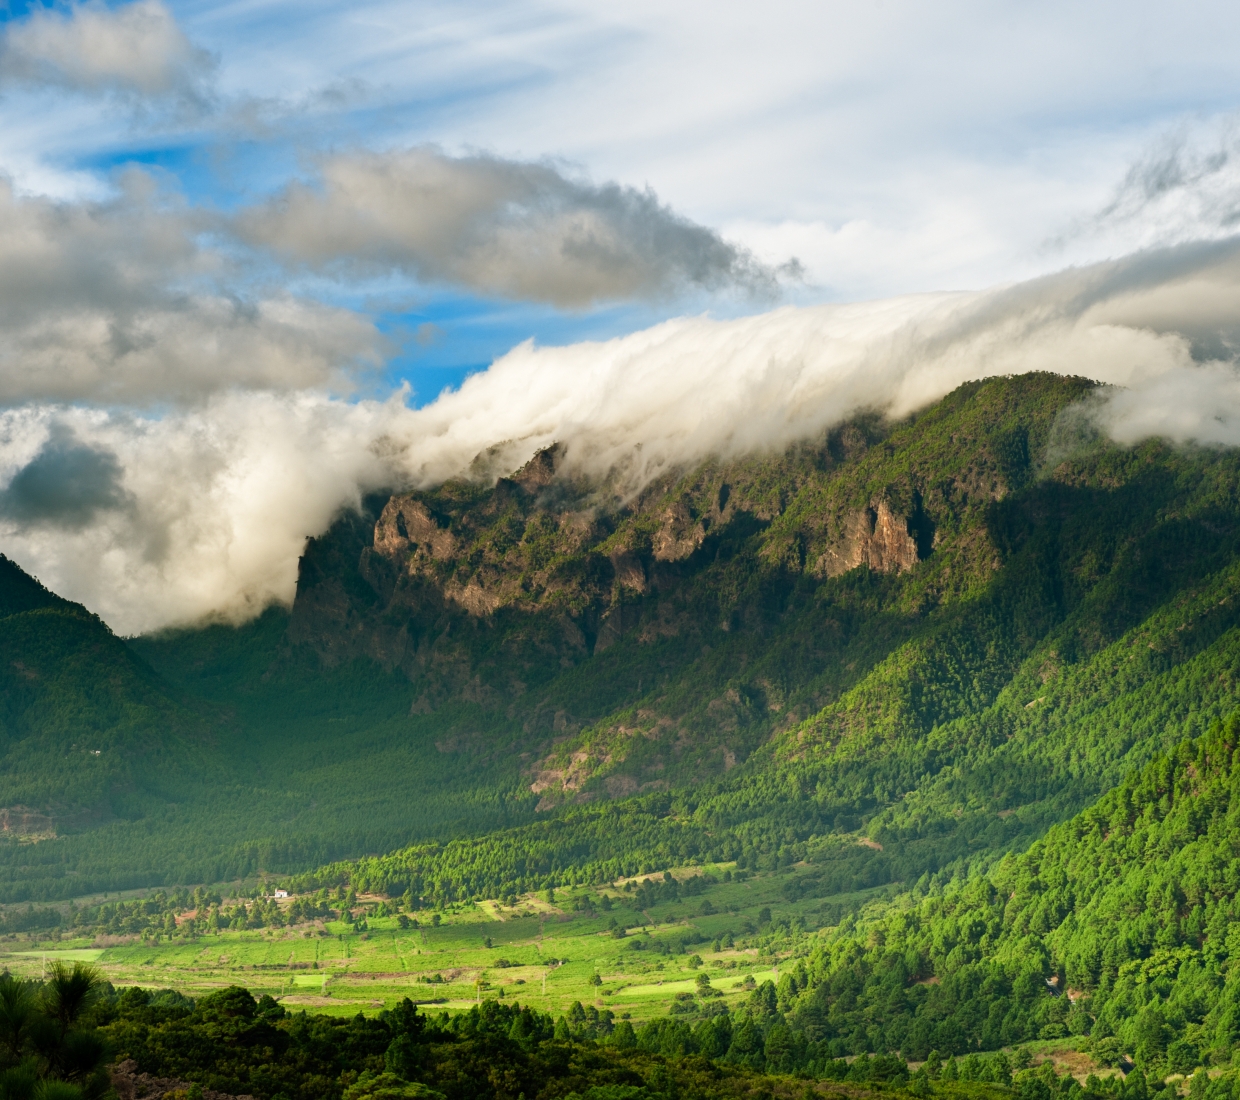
[3,885,355,944]
[289,793,905,909]
[97,981,1157,1100]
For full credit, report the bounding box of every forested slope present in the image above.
[284,394,1240,906]
[0,555,236,895]
[773,712,1240,1074]
[9,371,1240,906]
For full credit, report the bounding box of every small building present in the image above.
[273,889,289,899]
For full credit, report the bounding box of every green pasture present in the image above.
[0,864,886,1021]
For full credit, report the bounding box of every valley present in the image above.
[1,372,1239,1098]
[0,863,879,1022]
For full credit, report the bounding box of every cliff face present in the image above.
[275,373,1092,804]
[819,498,927,577]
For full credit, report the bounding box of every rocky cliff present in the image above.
[278,373,1091,803]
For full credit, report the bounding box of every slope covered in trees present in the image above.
[0,555,247,898]
[759,712,1240,1076]
[8,371,1240,907]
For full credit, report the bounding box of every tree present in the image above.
[41,964,103,1034]
[343,1071,443,1100]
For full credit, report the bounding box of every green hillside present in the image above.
[771,712,1240,1074]
[0,555,243,896]
[9,370,1240,914]
[220,372,1240,910]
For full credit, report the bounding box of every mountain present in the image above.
[0,555,233,897]
[9,369,1240,906]
[215,368,1240,895]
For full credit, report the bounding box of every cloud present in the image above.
[1094,361,1240,448]
[375,236,1240,496]
[235,147,796,307]
[0,425,130,529]
[0,393,411,634]
[0,0,214,102]
[3,235,1239,634]
[1059,118,1240,258]
[0,170,383,403]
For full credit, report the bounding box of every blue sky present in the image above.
[7,0,1240,631]
[5,0,1240,405]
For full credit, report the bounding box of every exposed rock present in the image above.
[0,806,56,836]
[609,551,647,593]
[373,498,455,561]
[530,749,596,804]
[111,1059,254,1100]
[818,499,923,577]
[652,501,704,561]
[443,579,502,616]
[511,443,563,491]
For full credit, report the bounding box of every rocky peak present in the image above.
[373,498,455,560]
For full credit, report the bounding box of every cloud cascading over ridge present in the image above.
[1,0,1239,639]
[236,147,795,307]
[0,0,214,101]
[385,236,1240,493]
[3,236,1240,635]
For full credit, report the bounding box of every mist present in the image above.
[2,236,1239,635]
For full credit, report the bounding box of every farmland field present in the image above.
[0,864,887,1021]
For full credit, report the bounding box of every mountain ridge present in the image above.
[6,370,1240,907]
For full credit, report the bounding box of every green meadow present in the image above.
[0,864,883,1022]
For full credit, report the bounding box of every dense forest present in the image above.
[0,966,1217,1100]
[8,371,1240,1095]
[1,373,1238,902]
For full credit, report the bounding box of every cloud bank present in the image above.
[0,394,410,633]
[388,237,1240,493]
[0,172,382,403]
[3,237,1240,634]
[0,0,214,102]
[237,148,793,307]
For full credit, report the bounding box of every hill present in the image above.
[771,711,1240,1075]
[8,370,1240,906]
[0,555,237,897]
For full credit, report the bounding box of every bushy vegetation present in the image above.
[0,962,113,1099]
[96,982,1100,1100]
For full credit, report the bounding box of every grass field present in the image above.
[0,864,887,1022]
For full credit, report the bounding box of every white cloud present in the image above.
[202,0,1240,293]
[1095,361,1240,448]
[381,246,1229,495]
[0,0,214,101]
[0,393,410,634]
[3,237,1239,634]
[0,170,382,403]
[236,147,791,307]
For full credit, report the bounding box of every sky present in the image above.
[2,0,1240,631]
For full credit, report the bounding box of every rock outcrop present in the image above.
[111,1060,254,1100]
[373,499,456,560]
[818,499,923,577]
